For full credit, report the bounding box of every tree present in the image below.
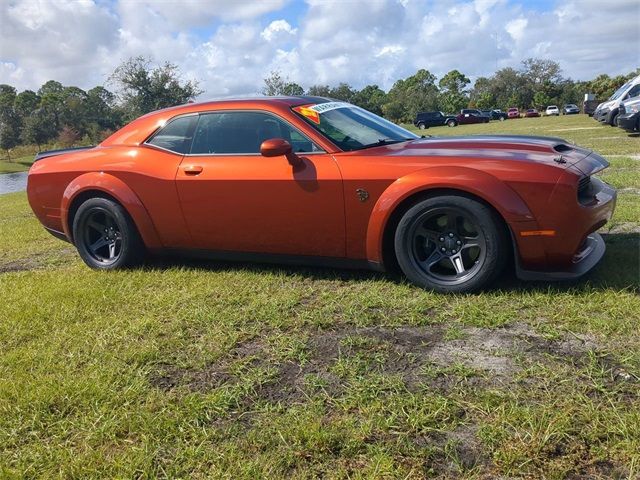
[110,56,202,121]
[306,85,332,97]
[14,90,40,117]
[521,58,562,88]
[351,85,386,116]
[0,84,17,114]
[262,71,304,96]
[438,70,470,113]
[383,69,439,123]
[328,83,355,102]
[21,108,56,150]
[0,110,21,160]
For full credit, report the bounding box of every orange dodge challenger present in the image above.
[27,97,616,293]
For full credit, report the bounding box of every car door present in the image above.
[175,110,346,258]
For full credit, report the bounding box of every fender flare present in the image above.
[365,166,537,264]
[61,172,162,249]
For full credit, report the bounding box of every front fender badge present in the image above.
[356,188,369,202]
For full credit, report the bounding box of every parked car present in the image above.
[562,104,580,115]
[583,99,599,116]
[507,107,520,119]
[456,109,490,125]
[524,109,540,118]
[545,106,560,116]
[414,111,457,129]
[481,109,508,121]
[27,97,616,293]
[593,74,640,125]
[616,96,640,132]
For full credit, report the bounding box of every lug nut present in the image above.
[441,247,446,252]
[449,233,454,237]
[439,237,444,242]
[456,240,461,245]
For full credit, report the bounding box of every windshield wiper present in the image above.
[356,138,413,150]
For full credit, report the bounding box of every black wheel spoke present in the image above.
[87,219,104,233]
[416,226,441,243]
[83,209,122,263]
[446,213,458,230]
[423,249,444,269]
[89,237,109,253]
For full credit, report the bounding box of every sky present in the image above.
[0,0,638,98]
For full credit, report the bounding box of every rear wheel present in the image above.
[394,196,507,293]
[72,197,144,270]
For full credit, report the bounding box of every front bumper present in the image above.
[593,108,610,122]
[616,112,639,131]
[513,164,616,281]
[515,232,605,281]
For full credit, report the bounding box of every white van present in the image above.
[593,74,640,125]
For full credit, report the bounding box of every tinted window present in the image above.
[147,116,196,154]
[190,111,322,155]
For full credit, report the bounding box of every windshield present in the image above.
[292,102,418,151]
[609,79,635,100]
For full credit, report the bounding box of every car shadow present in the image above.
[143,232,639,294]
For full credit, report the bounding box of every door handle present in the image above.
[183,165,203,175]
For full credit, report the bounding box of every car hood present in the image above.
[597,100,616,110]
[369,135,593,169]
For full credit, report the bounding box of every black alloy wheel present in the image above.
[394,196,507,293]
[73,197,144,269]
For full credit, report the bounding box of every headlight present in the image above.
[627,103,640,114]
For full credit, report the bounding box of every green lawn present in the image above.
[1,115,639,478]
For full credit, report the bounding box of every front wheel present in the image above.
[394,196,507,293]
[447,120,457,127]
[499,116,505,121]
[418,123,427,130]
[72,197,145,270]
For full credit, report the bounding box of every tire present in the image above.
[499,116,505,121]
[608,109,619,126]
[394,196,507,293]
[447,120,457,127]
[418,123,427,130]
[72,197,145,270]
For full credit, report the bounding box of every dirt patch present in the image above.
[0,248,76,273]
[150,322,604,401]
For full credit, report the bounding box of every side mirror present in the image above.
[260,138,302,166]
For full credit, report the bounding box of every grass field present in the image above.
[1,114,639,479]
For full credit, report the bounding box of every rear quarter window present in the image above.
[146,116,196,154]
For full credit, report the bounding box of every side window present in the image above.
[626,84,640,99]
[146,116,195,154]
[190,111,323,155]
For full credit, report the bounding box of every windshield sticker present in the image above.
[293,105,321,124]
[294,102,352,124]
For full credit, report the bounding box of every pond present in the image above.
[0,172,28,195]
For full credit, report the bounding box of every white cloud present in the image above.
[505,17,528,43]
[0,0,638,97]
[261,20,297,42]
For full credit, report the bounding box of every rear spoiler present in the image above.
[34,145,95,162]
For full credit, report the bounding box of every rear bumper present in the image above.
[616,112,639,131]
[515,232,605,281]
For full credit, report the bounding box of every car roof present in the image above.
[101,96,336,148]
